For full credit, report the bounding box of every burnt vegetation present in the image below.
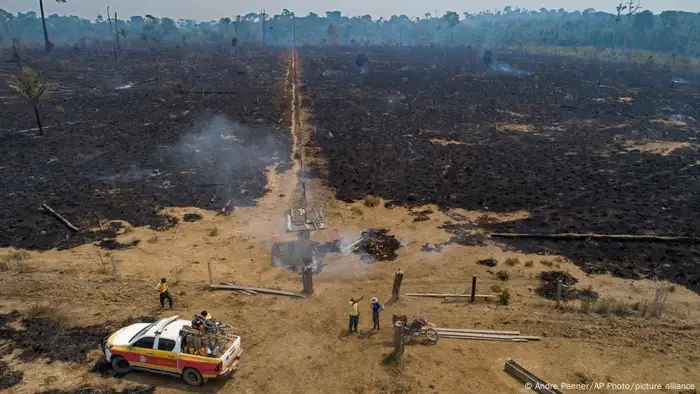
[301,46,700,292]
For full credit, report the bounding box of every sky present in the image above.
[2,0,698,21]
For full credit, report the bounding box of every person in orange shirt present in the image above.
[156,278,173,308]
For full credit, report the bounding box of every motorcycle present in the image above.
[394,314,439,343]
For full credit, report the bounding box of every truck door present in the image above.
[130,336,157,369]
[152,337,179,373]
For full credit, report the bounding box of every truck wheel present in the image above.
[111,356,131,374]
[182,368,204,386]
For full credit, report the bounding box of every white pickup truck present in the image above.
[102,315,242,386]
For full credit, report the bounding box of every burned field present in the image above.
[0,47,292,250]
[300,47,700,291]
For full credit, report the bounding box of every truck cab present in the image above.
[103,315,242,386]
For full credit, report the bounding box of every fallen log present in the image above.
[131,77,159,86]
[212,283,303,298]
[490,232,700,243]
[407,293,495,298]
[40,203,79,232]
[434,328,521,336]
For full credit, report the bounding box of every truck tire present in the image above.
[111,356,131,374]
[182,368,204,386]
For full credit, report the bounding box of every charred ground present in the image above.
[300,46,700,291]
[1,47,292,251]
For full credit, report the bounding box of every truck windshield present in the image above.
[129,323,155,343]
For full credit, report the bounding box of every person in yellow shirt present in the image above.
[201,310,212,320]
[156,278,173,308]
[348,296,363,333]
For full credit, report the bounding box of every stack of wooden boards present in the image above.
[435,327,540,342]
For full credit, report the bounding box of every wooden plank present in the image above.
[505,359,564,394]
[439,335,528,342]
[212,283,304,298]
[435,328,521,335]
[439,332,540,341]
[406,293,495,298]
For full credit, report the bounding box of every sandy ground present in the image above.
[1,52,699,394]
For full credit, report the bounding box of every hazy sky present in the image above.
[3,0,698,21]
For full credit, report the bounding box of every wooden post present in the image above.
[650,287,661,317]
[301,266,314,295]
[556,279,562,307]
[18,250,25,270]
[470,275,477,303]
[393,321,405,370]
[391,271,404,301]
[208,262,213,286]
[111,255,117,275]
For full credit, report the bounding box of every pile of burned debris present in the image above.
[536,271,599,301]
[354,228,401,262]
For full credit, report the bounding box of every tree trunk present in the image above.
[33,105,44,136]
[39,0,52,52]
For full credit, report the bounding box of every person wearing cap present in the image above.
[156,278,173,308]
[348,296,363,333]
[370,297,384,330]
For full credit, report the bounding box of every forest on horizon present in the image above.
[1,6,699,56]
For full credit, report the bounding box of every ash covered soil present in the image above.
[300,46,700,291]
[0,47,292,250]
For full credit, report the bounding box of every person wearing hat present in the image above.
[348,296,363,333]
[370,297,384,330]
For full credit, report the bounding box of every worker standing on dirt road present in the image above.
[348,296,363,333]
[156,278,173,308]
[370,297,384,330]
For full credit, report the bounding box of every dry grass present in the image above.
[649,118,688,127]
[495,270,510,281]
[429,138,465,146]
[540,260,553,267]
[524,260,534,267]
[146,235,159,244]
[494,123,536,133]
[489,284,503,293]
[623,140,694,155]
[208,227,219,237]
[351,206,364,215]
[26,301,69,327]
[363,195,382,207]
[504,257,520,266]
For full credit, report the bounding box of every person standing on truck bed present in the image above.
[156,277,173,308]
[348,296,363,333]
[201,310,212,320]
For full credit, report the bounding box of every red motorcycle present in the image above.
[393,314,439,343]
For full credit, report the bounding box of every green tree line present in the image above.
[1,7,699,56]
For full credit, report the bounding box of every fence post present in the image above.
[650,287,661,317]
[393,320,405,370]
[208,262,213,286]
[19,250,25,269]
[470,275,477,303]
[556,279,562,307]
[391,270,404,302]
[301,266,314,295]
[111,255,117,275]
